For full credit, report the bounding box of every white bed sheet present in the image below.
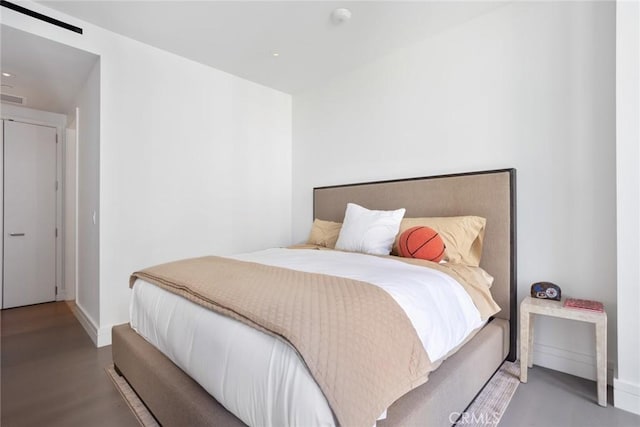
[130,248,485,427]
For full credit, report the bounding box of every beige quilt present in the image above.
[131,256,434,427]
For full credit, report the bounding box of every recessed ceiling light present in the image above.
[272,53,280,57]
[2,72,13,77]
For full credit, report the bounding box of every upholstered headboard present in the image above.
[313,169,517,361]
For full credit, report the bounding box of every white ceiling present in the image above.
[38,1,505,94]
[0,25,99,114]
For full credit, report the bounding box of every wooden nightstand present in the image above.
[519,296,607,407]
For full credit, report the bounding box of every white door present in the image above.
[3,120,57,308]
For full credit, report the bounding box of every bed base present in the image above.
[113,319,508,427]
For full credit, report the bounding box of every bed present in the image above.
[112,168,517,427]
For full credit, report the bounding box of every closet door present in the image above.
[3,120,57,308]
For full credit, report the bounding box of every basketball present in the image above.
[398,226,446,262]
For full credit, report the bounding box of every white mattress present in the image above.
[130,248,485,427]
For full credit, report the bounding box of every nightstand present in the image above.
[519,296,607,407]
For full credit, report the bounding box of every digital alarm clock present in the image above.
[530,282,561,301]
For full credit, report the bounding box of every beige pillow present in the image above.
[392,216,486,266]
[307,219,342,249]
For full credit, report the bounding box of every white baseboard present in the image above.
[532,342,615,386]
[69,301,98,346]
[614,378,640,415]
[96,323,113,347]
[69,301,113,347]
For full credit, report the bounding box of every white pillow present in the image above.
[334,203,406,255]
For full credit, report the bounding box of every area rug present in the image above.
[454,361,521,427]
[105,366,160,427]
[107,361,520,427]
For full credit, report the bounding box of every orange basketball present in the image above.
[398,226,446,262]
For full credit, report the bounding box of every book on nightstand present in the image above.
[563,298,604,312]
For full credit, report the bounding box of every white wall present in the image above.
[72,60,101,337]
[98,30,293,343]
[1,2,292,346]
[293,1,617,381]
[615,0,640,415]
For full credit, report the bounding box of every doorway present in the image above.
[2,119,57,308]
[1,25,99,321]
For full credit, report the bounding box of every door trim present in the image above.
[1,119,4,309]
[64,108,79,301]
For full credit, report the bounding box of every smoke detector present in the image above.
[331,8,352,25]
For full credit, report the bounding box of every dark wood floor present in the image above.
[1,302,138,427]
